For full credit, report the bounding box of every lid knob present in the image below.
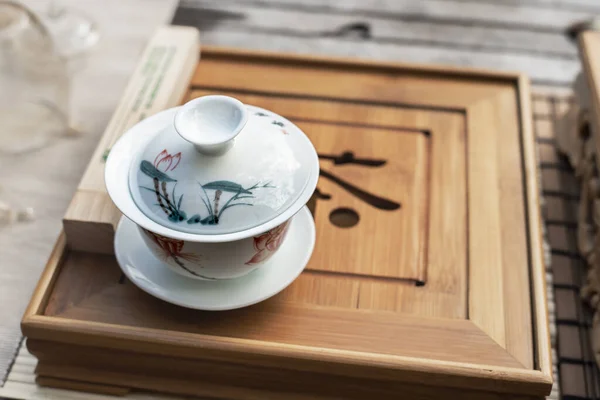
[173,95,248,156]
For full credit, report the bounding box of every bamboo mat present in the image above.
[535,94,600,400]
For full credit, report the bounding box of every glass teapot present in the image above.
[0,1,97,154]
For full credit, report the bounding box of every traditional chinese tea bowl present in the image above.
[137,220,292,280]
[105,95,319,280]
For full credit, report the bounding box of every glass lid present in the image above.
[128,95,316,235]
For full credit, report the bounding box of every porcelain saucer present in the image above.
[114,206,315,311]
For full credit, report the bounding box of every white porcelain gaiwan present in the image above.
[105,95,319,280]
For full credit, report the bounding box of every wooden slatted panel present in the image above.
[194,31,578,86]
[177,0,576,56]
[222,0,591,29]
[252,0,600,12]
[174,0,598,85]
[517,0,600,10]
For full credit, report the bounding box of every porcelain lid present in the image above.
[128,95,316,235]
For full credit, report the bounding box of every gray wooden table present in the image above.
[0,0,178,386]
[1,0,599,398]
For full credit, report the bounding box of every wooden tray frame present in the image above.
[21,46,552,399]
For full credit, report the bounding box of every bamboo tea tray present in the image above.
[21,27,552,399]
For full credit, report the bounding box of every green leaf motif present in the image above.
[168,210,186,222]
[187,214,202,224]
[187,214,218,225]
[202,181,251,194]
[201,215,218,225]
[140,160,176,182]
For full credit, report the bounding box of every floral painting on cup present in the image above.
[139,149,275,226]
[142,228,218,280]
[246,220,291,265]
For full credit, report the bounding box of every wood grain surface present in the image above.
[29,340,542,400]
[19,46,552,398]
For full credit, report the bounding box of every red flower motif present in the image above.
[245,221,291,265]
[154,149,181,172]
[143,229,204,277]
[145,230,184,256]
